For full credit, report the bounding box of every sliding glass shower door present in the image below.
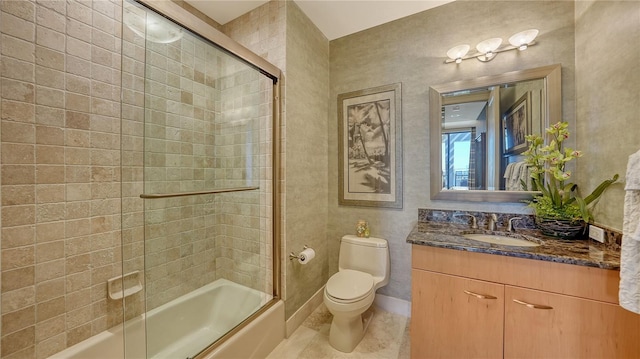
[121,1,279,357]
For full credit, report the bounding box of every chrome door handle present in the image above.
[513,299,553,310]
[464,290,497,300]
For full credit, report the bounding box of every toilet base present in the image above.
[329,308,374,353]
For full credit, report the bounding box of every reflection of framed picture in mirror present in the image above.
[502,92,531,155]
[337,83,402,208]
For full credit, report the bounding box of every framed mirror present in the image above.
[430,64,561,202]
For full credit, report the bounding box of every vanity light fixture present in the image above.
[446,44,471,64]
[445,29,538,64]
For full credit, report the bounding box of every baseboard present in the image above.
[285,285,325,337]
[374,294,411,318]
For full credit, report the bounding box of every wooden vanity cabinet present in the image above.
[411,245,640,359]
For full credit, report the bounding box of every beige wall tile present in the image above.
[36,333,65,359]
[1,266,35,292]
[1,12,35,43]
[1,99,35,123]
[2,56,35,82]
[36,184,65,203]
[35,259,64,283]
[35,202,66,223]
[35,221,64,243]
[35,25,65,52]
[1,246,35,271]
[35,145,64,164]
[36,240,64,263]
[2,305,35,335]
[1,0,36,22]
[1,326,35,357]
[2,205,36,227]
[2,34,36,63]
[1,78,35,103]
[35,165,64,184]
[65,322,90,347]
[34,315,65,342]
[35,86,64,108]
[2,184,36,206]
[35,105,64,126]
[2,286,36,314]
[35,278,65,303]
[35,125,64,145]
[35,66,64,89]
[2,143,35,164]
[1,225,36,249]
[2,120,36,143]
[35,46,64,71]
[36,296,65,322]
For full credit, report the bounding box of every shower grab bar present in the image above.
[140,186,259,199]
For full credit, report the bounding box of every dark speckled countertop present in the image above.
[407,221,621,270]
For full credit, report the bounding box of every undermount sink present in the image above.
[463,233,541,247]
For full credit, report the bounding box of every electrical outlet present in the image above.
[589,225,605,243]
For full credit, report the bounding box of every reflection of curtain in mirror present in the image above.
[468,128,476,189]
[470,132,486,190]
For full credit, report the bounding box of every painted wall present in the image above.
[328,1,577,301]
[574,0,640,230]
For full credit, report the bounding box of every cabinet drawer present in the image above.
[504,286,640,359]
[412,245,619,303]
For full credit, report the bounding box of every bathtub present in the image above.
[49,279,284,359]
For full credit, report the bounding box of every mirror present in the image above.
[430,64,561,202]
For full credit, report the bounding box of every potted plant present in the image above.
[523,122,618,239]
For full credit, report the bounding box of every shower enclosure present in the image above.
[120,1,281,358]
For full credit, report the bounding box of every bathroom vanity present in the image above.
[407,215,640,359]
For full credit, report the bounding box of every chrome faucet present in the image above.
[454,214,478,229]
[507,217,523,232]
[487,214,498,231]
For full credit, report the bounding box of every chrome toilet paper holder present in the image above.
[289,245,309,260]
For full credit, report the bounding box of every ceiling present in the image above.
[185,0,454,41]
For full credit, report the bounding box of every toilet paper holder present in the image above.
[289,245,309,260]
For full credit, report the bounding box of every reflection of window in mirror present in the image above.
[442,100,488,190]
[441,131,472,190]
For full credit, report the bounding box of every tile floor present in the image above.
[267,304,410,359]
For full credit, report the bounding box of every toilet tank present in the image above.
[339,235,390,288]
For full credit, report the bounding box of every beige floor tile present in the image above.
[267,326,318,359]
[271,304,409,359]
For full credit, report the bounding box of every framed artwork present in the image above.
[338,83,402,208]
[502,92,531,155]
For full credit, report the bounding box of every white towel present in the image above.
[517,163,531,191]
[506,162,524,191]
[619,149,640,314]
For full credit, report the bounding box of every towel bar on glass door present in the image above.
[140,186,259,199]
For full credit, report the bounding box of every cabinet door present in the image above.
[505,286,640,359]
[411,269,504,359]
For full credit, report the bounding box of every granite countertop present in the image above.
[407,221,621,270]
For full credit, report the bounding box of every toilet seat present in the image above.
[325,270,374,303]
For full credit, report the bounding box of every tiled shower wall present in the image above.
[1,1,125,357]
[1,0,275,357]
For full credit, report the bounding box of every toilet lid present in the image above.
[326,270,374,301]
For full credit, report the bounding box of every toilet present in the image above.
[323,235,390,352]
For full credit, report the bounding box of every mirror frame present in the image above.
[430,64,562,202]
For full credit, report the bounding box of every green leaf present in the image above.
[583,174,619,205]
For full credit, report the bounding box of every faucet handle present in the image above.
[507,217,523,232]
[487,213,499,231]
[454,214,478,229]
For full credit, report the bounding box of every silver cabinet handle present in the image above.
[513,299,553,310]
[464,290,497,300]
